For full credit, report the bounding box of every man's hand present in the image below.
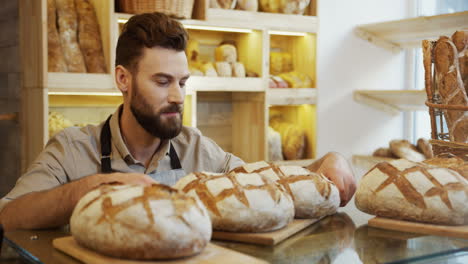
[0,172,157,231]
[306,152,357,206]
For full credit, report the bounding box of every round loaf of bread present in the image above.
[355,159,468,225]
[231,161,340,219]
[175,171,294,232]
[70,183,212,260]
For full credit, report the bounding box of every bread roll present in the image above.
[70,183,211,260]
[231,161,340,218]
[236,0,258,11]
[215,62,232,77]
[174,171,294,232]
[47,0,67,72]
[75,0,107,73]
[215,44,237,63]
[355,159,468,225]
[416,138,434,159]
[231,62,246,77]
[389,140,425,162]
[280,0,310,15]
[56,0,86,72]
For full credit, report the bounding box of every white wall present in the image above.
[317,0,409,160]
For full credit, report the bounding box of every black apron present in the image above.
[100,115,186,185]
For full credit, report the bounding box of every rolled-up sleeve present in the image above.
[0,131,72,212]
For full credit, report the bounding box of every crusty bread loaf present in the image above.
[210,0,237,9]
[231,161,340,219]
[424,155,468,179]
[75,0,107,73]
[416,138,434,159]
[355,159,468,225]
[56,0,86,72]
[236,0,258,11]
[174,171,294,232]
[389,139,426,162]
[372,147,397,158]
[451,31,468,96]
[47,0,67,72]
[231,62,246,77]
[70,183,211,260]
[270,117,306,160]
[434,34,468,143]
[215,62,232,77]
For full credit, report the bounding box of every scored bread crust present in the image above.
[70,183,212,260]
[230,161,340,219]
[174,171,294,232]
[355,159,468,225]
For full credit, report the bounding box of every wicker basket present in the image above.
[422,39,468,161]
[119,0,195,19]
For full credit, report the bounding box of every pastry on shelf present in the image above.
[270,116,306,160]
[215,44,237,63]
[236,0,258,11]
[210,0,237,9]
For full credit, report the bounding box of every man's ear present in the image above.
[115,65,131,94]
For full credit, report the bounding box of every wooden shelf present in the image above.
[187,76,264,92]
[116,10,317,33]
[47,73,116,93]
[353,90,428,115]
[267,88,317,105]
[355,11,468,52]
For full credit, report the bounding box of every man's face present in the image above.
[129,47,189,139]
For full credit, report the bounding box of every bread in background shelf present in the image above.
[210,0,237,9]
[75,0,107,73]
[48,111,74,138]
[56,0,86,72]
[259,0,280,13]
[215,62,232,77]
[389,139,426,162]
[372,147,397,159]
[201,62,218,77]
[236,0,258,11]
[174,171,294,232]
[47,0,67,72]
[355,159,468,225]
[270,117,306,160]
[280,0,311,15]
[268,126,284,161]
[215,44,237,63]
[231,62,246,77]
[416,138,434,159]
[70,183,211,260]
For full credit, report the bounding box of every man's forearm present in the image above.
[0,175,97,231]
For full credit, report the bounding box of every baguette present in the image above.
[47,0,67,72]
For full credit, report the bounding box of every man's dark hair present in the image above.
[115,12,188,73]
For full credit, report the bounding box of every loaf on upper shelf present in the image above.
[210,0,237,9]
[259,0,311,15]
[355,159,468,225]
[270,116,306,160]
[48,0,107,73]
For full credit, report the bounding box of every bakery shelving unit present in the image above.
[20,0,319,169]
[353,11,468,114]
[351,10,468,170]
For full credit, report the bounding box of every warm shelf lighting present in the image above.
[117,18,252,33]
[48,91,122,96]
[183,25,253,33]
[268,30,307,36]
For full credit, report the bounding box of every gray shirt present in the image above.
[0,107,244,211]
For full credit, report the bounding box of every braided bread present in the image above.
[231,161,340,218]
[355,159,468,225]
[70,183,211,260]
[174,171,294,232]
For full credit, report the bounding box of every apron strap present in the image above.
[100,114,182,172]
[100,115,113,173]
[169,143,182,170]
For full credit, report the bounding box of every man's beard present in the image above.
[130,82,183,140]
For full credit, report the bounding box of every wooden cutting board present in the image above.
[212,218,321,246]
[368,217,468,239]
[53,236,268,264]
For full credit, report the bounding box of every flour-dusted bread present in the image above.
[231,161,340,219]
[416,138,434,159]
[355,159,468,225]
[174,171,294,232]
[424,155,468,179]
[47,0,67,72]
[56,0,86,72]
[70,183,211,260]
[75,0,107,73]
